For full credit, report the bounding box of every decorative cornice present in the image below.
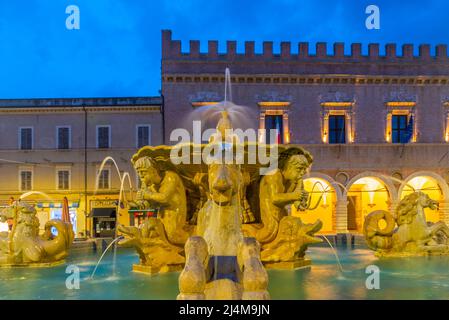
[319,91,355,106]
[255,91,292,103]
[0,106,161,114]
[163,74,449,86]
[258,101,291,107]
[385,102,416,107]
[384,90,417,103]
[321,102,354,107]
[188,91,222,103]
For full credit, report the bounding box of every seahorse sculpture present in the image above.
[364,191,449,257]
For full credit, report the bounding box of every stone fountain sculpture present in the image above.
[178,153,270,300]
[118,156,190,273]
[118,111,323,277]
[364,191,449,257]
[0,201,74,266]
[244,148,323,268]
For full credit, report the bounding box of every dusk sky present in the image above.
[1,0,449,98]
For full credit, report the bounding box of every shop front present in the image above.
[90,199,118,238]
[129,208,158,226]
[36,200,79,236]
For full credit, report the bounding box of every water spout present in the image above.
[322,235,345,274]
[19,191,52,201]
[95,156,123,193]
[118,172,133,211]
[224,67,232,104]
[90,236,124,280]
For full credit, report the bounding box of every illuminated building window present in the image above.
[96,125,111,149]
[385,103,416,143]
[19,170,32,191]
[57,170,70,190]
[258,102,290,144]
[19,127,33,150]
[391,114,412,143]
[97,169,110,190]
[320,101,354,144]
[265,115,284,144]
[328,115,346,144]
[56,126,71,149]
[136,125,151,148]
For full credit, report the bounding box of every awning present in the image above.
[37,201,80,209]
[90,208,116,218]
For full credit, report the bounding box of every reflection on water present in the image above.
[1,245,449,299]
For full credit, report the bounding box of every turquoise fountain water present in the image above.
[2,244,449,299]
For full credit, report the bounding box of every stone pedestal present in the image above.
[0,260,66,268]
[263,259,311,270]
[132,263,183,274]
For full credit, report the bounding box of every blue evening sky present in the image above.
[0,0,448,98]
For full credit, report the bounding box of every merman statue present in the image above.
[118,156,189,273]
[251,148,323,268]
[130,156,189,244]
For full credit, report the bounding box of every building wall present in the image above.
[0,98,163,237]
[161,30,449,233]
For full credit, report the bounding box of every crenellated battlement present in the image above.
[162,30,448,62]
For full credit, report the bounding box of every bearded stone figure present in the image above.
[0,201,73,266]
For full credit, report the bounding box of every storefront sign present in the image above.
[90,199,118,208]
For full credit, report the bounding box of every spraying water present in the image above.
[90,236,124,280]
[183,68,258,134]
[94,156,136,278]
[322,235,345,273]
[118,172,133,211]
[95,156,123,193]
[19,191,52,201]
[224,67,232,103]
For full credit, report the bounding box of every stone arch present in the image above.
[305,172,343,202]
[398,171,449,200]
[343,171,398,203]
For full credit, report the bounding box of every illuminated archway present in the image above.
[292,173,341,233]
[398,171,449,223]
[344,172,396,233]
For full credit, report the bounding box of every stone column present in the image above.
[282,112,290,144]
[258,112,266,143]
[439,201,449,225]
[335,199,348,233]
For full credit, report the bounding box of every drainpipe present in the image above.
[82,105,88,238]
[160,91,166,145]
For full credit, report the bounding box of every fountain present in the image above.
[3,69,449,300]
[115,69,323,300]
[0,200,73,266]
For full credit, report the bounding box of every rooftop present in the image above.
[0,96,162,108]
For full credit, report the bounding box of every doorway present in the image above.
[347,196,358,231]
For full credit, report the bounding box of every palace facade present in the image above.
[2,30,449,238]
[161,30,449,235]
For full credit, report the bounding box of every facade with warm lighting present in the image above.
[0,97,163,238]
[161,30,449,235]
